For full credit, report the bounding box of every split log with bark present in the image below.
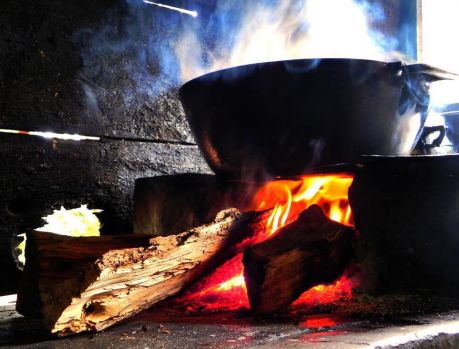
[243,205,356,314]
[16,208,270,336]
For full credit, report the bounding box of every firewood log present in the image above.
[242,205,356,314]
[17,208,269,336]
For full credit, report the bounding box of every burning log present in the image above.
[242,205,356,314]
[17,208,269,336]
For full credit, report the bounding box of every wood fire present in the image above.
[168,174,356,313]
[16,174,357,336]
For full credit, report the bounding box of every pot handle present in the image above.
[421,125,446,148]
[388,62,459,82]
[412,125,447,154]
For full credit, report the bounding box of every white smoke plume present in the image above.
[176,0,399,82]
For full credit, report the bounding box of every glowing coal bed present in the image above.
[156,174,358,314]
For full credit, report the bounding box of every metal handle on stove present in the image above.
[387,62,455,155]
[412,125,447,154]
[388,62,459,82]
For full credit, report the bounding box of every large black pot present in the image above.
[179,59,452,178]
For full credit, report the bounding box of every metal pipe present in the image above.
[143,0,198,18]
[0,128,197,146]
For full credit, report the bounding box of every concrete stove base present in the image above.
[1,295,459,349]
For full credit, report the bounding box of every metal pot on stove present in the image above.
[179,58,457,178]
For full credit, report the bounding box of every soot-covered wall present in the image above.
[0,0,213,294]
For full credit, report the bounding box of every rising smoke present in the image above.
[177,0,399,82]
[76,0,399,101]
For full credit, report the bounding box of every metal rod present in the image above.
[0,128,100,141]
[0,128,197,146]
[143,0,198,18]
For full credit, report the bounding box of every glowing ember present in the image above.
[172,255,249,312]
[217,273,245,291]
[292,273,356,307]
[172,174,355,312]
[300,316,337,329]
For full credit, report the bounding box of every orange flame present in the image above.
[253,174,354,236]
[216,273,245,291]
[170,174,355,312]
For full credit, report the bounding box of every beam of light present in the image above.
[0,294,16,307]
[422,0,459,75]
[370,320,459,348]
[0,128,100,141]
[143,0,198,18]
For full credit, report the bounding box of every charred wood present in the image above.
[243,205,356,314]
